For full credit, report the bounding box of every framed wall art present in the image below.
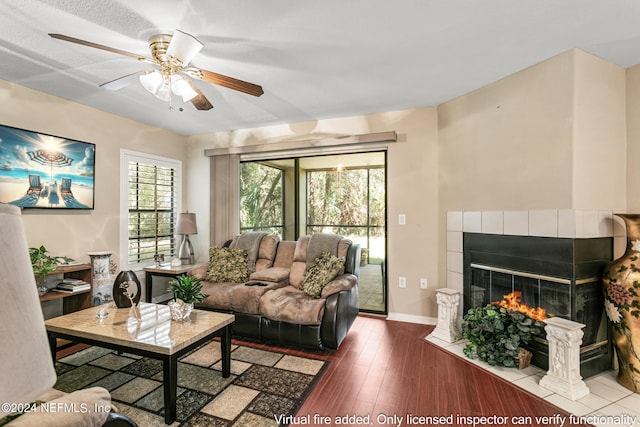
[0,124,95,209]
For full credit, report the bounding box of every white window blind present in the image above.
[120,150,181,270]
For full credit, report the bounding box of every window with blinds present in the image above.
[127,161,177,265]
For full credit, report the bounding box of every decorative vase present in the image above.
[88,251,112,280]
[112,270,141,308]
[36,275,49,296]
[602,213,640,393]
[168,299,193,321]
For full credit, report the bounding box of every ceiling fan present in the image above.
[49,30,264,110]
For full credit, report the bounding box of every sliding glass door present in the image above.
[239,152,387,313]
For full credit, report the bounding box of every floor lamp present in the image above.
[177,212,197,264]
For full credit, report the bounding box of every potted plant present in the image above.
[460,304,543,368]
[167,275,208,320]
[29,245,58,296]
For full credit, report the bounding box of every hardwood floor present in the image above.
[290,315,590,427]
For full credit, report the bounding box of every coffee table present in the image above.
[45,303,234,424]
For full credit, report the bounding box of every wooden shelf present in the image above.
[39,288,91,303]
[39,263,93,314]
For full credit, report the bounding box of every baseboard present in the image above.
[386,312,437,325]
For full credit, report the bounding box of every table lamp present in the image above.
[176,212,197,264]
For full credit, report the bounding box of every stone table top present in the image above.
[45,302,234,355]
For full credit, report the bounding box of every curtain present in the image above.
[210,154,240,247]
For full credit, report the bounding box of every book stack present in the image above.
[55,278,90,293]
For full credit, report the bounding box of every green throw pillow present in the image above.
[206,247,249,283]
[301,252,345,298]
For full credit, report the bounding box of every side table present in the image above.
[143,264,194,303]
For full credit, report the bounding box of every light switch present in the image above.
[399,214,406,225]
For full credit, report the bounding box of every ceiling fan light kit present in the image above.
[48,30,263,111]
[138,70,198,103]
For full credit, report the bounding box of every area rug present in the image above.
[53,341,329,426]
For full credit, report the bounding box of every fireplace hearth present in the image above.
[463,233,612,378]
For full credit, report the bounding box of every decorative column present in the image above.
[539,317,590,400]
[429,288,461,343]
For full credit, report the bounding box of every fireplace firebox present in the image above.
[463,233,612,378]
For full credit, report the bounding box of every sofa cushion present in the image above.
[198,281,285,314]
[249,267,290,284]
[259,286,326,325]
[289,236,310,288]
[301,252,346,298]
[306,233,342,267]
[233,232,267,273]
[254,234,280,271]
[273,241,296,269]
[206,247,249,283]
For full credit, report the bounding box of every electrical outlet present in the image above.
[420,278,428,289]
[399,277,406,288]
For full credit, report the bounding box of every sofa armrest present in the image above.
[321,274,357,298]
[188,262,209,280]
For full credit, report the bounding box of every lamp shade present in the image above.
[0,203,56,415]
[170,75,199,102]
[176,212,197,235]
[139,70,163,94]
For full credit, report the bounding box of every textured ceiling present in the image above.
[1,1,640,136]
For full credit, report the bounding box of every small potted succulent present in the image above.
[167,275,208,320]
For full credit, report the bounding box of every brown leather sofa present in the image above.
[189,233,360,350]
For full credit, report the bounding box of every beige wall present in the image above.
[439,49,626,214]
[572,50,626,211]
[439,50,575,212]
[626,65,640,212]
[0,81,186,268]
[187,108,441,322]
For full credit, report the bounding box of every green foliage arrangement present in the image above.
[29,245,58,277]
[460,304,543,368]
[168,275,208,304]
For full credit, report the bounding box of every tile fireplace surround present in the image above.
[444,210,640,425]
[446,210,626,319]
[447,210,621,375]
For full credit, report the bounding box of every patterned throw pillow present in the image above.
[206,247,249,283]
[301,252,345,298]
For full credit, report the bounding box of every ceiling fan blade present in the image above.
[166,30,203,66]
[49,33,152,62]
[187,80,213,110]
[185,67,264,97]
[99,69,150,90]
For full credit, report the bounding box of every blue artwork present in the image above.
[0,124,95,209]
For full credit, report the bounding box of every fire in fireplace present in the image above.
[493,291,549,322]
[463,233,613,378]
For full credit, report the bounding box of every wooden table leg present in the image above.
[221,325,231,378]
[163,355,178,424]
[145,271,152,303]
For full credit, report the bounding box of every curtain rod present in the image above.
[204,131,397,157]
